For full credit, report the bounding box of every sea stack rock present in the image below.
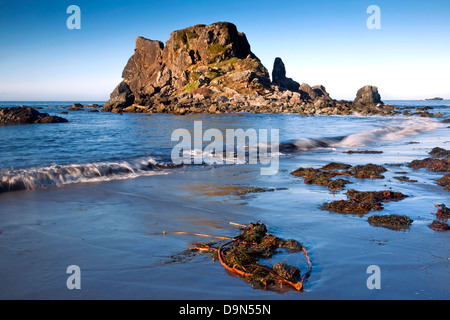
[271,57,300,92]
[103,22,271,112]
[0,106,68,125]
[353,85,383,106]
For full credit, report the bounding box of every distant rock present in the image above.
[271,57,300,92]
[354,85,383,106]
[0,106,68,125]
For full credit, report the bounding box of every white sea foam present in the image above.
[335,117,443,147]
[0,157,175,193]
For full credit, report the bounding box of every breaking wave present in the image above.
[0,157,181,194]
[279,117,442,152]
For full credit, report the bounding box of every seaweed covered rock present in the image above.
[434,203,450,221]
[290,167,351,191]
[290,162,388,193]
[323,189,408,215]
[437,174,450,191]
[368,214,413,230]
[428,220,450,231]
[429,147,450,158]
[349,163,387,179]
[408,155,450,172]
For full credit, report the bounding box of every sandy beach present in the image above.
[1,152,448,299]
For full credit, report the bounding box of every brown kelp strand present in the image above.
[187,222,311,292]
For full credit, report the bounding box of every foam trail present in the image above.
[335,118,442,147]
[279,117,442,152]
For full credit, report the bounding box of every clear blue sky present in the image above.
[0,0,449,101]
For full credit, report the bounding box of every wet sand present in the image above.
[1,159,449,299]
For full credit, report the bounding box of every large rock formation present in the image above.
[103,22,400,116]
[0,106,68,125]
[353,85,383,106]
[103,22,270,112]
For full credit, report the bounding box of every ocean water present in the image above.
[0,100,449,192]
[0,100,449,299]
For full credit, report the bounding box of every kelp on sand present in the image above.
[171,222,312,292]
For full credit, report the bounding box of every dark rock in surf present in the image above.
[0,106,68,125]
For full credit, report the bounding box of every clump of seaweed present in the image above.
[434,203,450,221]
[408,155,450,172]
[320,162,352,170]
[290,167,351,192]
[429,147,450,158]
[291,162,390,194]
[393,176,418,183]
[436,174,450,191]
[368,214,413,230]
[344,150,383,154]
[349,163,387,179]
[428,220,450,231]
[323,189,408,215]
[188,222,311,292]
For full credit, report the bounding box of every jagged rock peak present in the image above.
[271,57,300,92]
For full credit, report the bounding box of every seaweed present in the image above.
[323,189,408,215]
[408,155,450,172]
[349,163,387,179]
[290,167,351,192]
[187,222,311,292]
[393,176,418,183]
[428,220,450,231]
[344,150,383,154]
[429,147,450,158]
[436,174,450,191]
[434,203,450,221]
[368,214,413,230]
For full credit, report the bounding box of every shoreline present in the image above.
[1,142,449,299]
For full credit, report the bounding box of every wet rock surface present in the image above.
[0,106,68,125]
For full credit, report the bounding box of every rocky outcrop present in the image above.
[0,106,68,124]
[353,85,382,106]
[103,22,406,116]
[103,22,270,112]
[271,57,300,92]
